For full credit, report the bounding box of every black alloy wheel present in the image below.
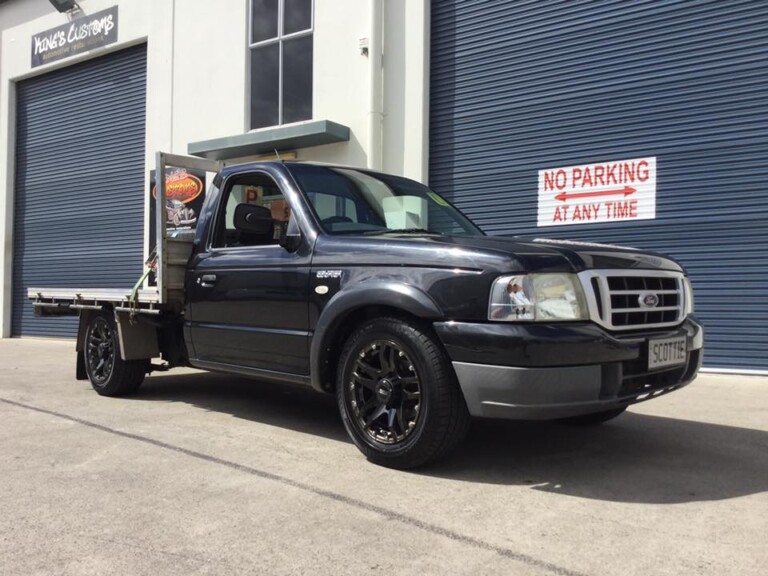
[83,312,148,396]
[348,340,422,445]
[86,315,116,386]
[337,317,470,469]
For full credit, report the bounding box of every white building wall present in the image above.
[303,0,372,168]
[382,0,430,183]
[0,0,430,338]
[168,0,247,155]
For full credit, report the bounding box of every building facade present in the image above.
[1,0,765,372]
[0,0,429,336]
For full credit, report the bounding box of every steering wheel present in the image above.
[321,216,354,226]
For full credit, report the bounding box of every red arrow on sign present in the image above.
[555,186,636,202]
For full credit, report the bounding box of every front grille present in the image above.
[618,349,701,399]
[580,270,685,331]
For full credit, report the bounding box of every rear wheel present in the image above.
[560,406,627,426]
[84,312,148,396]
[337,317,470,469]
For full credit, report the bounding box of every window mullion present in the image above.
[278,0,284,124]
[278,41,284,125]
[250,37,280,49]
[279,29,312,42]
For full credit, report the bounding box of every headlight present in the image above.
[683,277,695,315]
[488,273,588,321]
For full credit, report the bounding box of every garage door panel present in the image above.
[430,1,768,371]
[12,44,147,338]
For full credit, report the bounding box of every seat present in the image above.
[233,204,275,246]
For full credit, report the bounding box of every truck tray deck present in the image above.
[28,287,163,316]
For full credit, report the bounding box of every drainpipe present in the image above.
[367,0,384,170]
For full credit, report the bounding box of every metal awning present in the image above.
[188,120,350,160]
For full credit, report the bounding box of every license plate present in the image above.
[648,336,688,370]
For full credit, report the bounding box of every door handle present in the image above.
[199,274,217,287]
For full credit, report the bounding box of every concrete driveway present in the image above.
[1,338,766,576]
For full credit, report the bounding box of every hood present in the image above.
[313,233,683,274]
[482,235,683,272]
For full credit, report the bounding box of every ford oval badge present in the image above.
[639,293,660,308]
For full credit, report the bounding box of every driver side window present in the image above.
[212,173,290,248]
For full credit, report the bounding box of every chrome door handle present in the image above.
[199,274,217,287]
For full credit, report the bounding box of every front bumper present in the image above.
[434,318,703,420]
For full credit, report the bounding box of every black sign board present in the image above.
[148,166,208,236]
[147,167,208,286]
[31,6,118,68]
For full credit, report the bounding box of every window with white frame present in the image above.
[249,0,314,129]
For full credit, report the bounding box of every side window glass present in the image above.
[212,174,291,248]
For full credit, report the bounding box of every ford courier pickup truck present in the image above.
[29,153,703,469]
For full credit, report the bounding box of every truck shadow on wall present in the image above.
[132,371,768,505]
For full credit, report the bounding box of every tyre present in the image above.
[336,317,470,469]
[84,312,148,396]
[560,406,627,426]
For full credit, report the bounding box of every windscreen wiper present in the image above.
[364,228,442,235]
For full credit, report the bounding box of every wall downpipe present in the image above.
[367,0,384,170]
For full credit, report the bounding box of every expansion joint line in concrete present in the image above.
[0,396,586,576]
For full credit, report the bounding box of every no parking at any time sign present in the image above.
[537,157,656,226]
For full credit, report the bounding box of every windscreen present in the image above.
[287,164,484,236]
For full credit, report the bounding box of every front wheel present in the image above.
[336,317,470,469]
[84,312,148,396]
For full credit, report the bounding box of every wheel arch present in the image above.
[310,283,443,393]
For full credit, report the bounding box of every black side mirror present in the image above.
[234,204,273,237]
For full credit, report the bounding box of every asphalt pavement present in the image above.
[1,338,766,576]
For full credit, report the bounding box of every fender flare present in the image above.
[309,281,443,392]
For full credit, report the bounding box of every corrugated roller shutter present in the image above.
[430,0,768,371]
[13,44,147,338]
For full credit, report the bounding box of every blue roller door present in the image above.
[12,44,147,338]
[430,0,767,371]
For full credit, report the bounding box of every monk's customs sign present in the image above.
[31,6,118,68]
